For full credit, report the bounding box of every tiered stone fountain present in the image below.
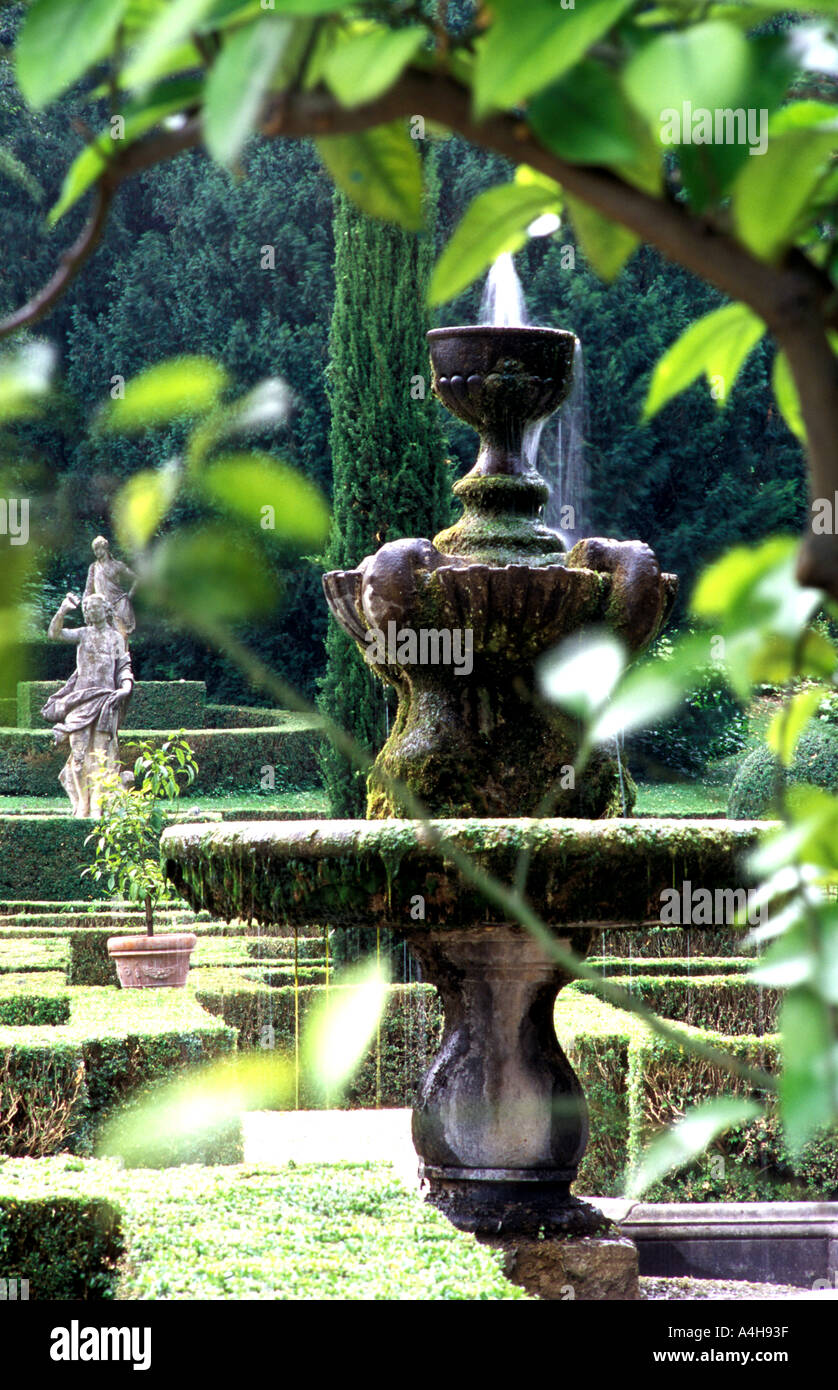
[162,324,761,1288]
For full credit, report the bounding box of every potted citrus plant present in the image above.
[84,734,199,988]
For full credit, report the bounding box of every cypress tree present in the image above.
[318,174,451,816]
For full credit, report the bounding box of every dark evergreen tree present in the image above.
[318,181,451,816]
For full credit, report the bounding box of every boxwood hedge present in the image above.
[556,978,838,1202]
[0,723,322,798]
[728,724,838,818]
[0,987,238,1164]
[17,681,206,731]
[192,972,443,1108]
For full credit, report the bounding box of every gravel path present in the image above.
[641,1276,813,1300]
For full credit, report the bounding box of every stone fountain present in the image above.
[161,324,761,1289]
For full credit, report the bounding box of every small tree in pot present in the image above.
[84,734,199,988]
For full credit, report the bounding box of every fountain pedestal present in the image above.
[408,923,599,1235]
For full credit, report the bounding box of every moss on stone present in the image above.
[162,817,766,932]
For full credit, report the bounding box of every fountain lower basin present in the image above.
[162,816,764,1234]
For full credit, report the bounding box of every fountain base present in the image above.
[421,1169,607,1237]
[480,1231,640,1301]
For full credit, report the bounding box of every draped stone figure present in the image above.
[83,536,138,640]
[42,592,134,818]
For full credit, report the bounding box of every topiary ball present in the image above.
[728,725,838,819]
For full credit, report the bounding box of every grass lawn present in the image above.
[633,782,728,817]
[0,1157,528,1300]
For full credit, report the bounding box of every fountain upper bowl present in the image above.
[427,325,576,436]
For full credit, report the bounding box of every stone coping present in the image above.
[595,1199,838,1238]
[161,817,769,930]
[593,1199,838,1287]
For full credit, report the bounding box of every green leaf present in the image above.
[429,169,561,305]
[691,536,798,622]
[733,126,838,261]
[301,958,390,1101]
[316,123,423,230]
[16,0,130,108]
[750,928,816,990]
[99,357,229,431]
[772,350,806,444]
[200,453,330,550]
[627,1098,764,1199]
[767,688,825,766]
[143,524,281,622]
[779,988,838,1150]
[0,342,54,422]
[624,21,754,128]
[538,632,626,721]
[97,1055,293,1165]
[644,303,765,419]
[529,60,645,166]
[590,665,686,743]
[204,16,297,167]
[474,0,635,117]
[113,466,180,552]
[565,194,637,282]
[323,26,426,108]
[123,0,217,88]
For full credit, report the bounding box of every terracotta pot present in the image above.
[107,933,197,989]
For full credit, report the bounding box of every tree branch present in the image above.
[3,65,838,591]
[0,183,114,337]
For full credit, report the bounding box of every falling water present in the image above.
[478,254,590,548]
[542,338,590,544]
[479,251,528,326]
[614,733,628,818]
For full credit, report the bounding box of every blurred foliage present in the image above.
[541,536,838,1188]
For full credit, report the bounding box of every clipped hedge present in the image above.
[590,955,751,978]
[575,972,782,1033]
[0,970,70,1026]
[556,979,838,1201]
[0,987,239,1164]
[192,972,443,1107]
[0,816,93,901]
[728,725,838,818]
[599,926,751,957]
[67,932,118,987]
[0,723,322,797]
[0,698,15,727]
[245,965,329,987]
[246,935,331,962]
[0,1183,124,1300]
[17,680,206,731]
[205,704,286,728]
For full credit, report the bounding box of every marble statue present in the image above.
[83,536,138,639]
[42,591,134,818]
